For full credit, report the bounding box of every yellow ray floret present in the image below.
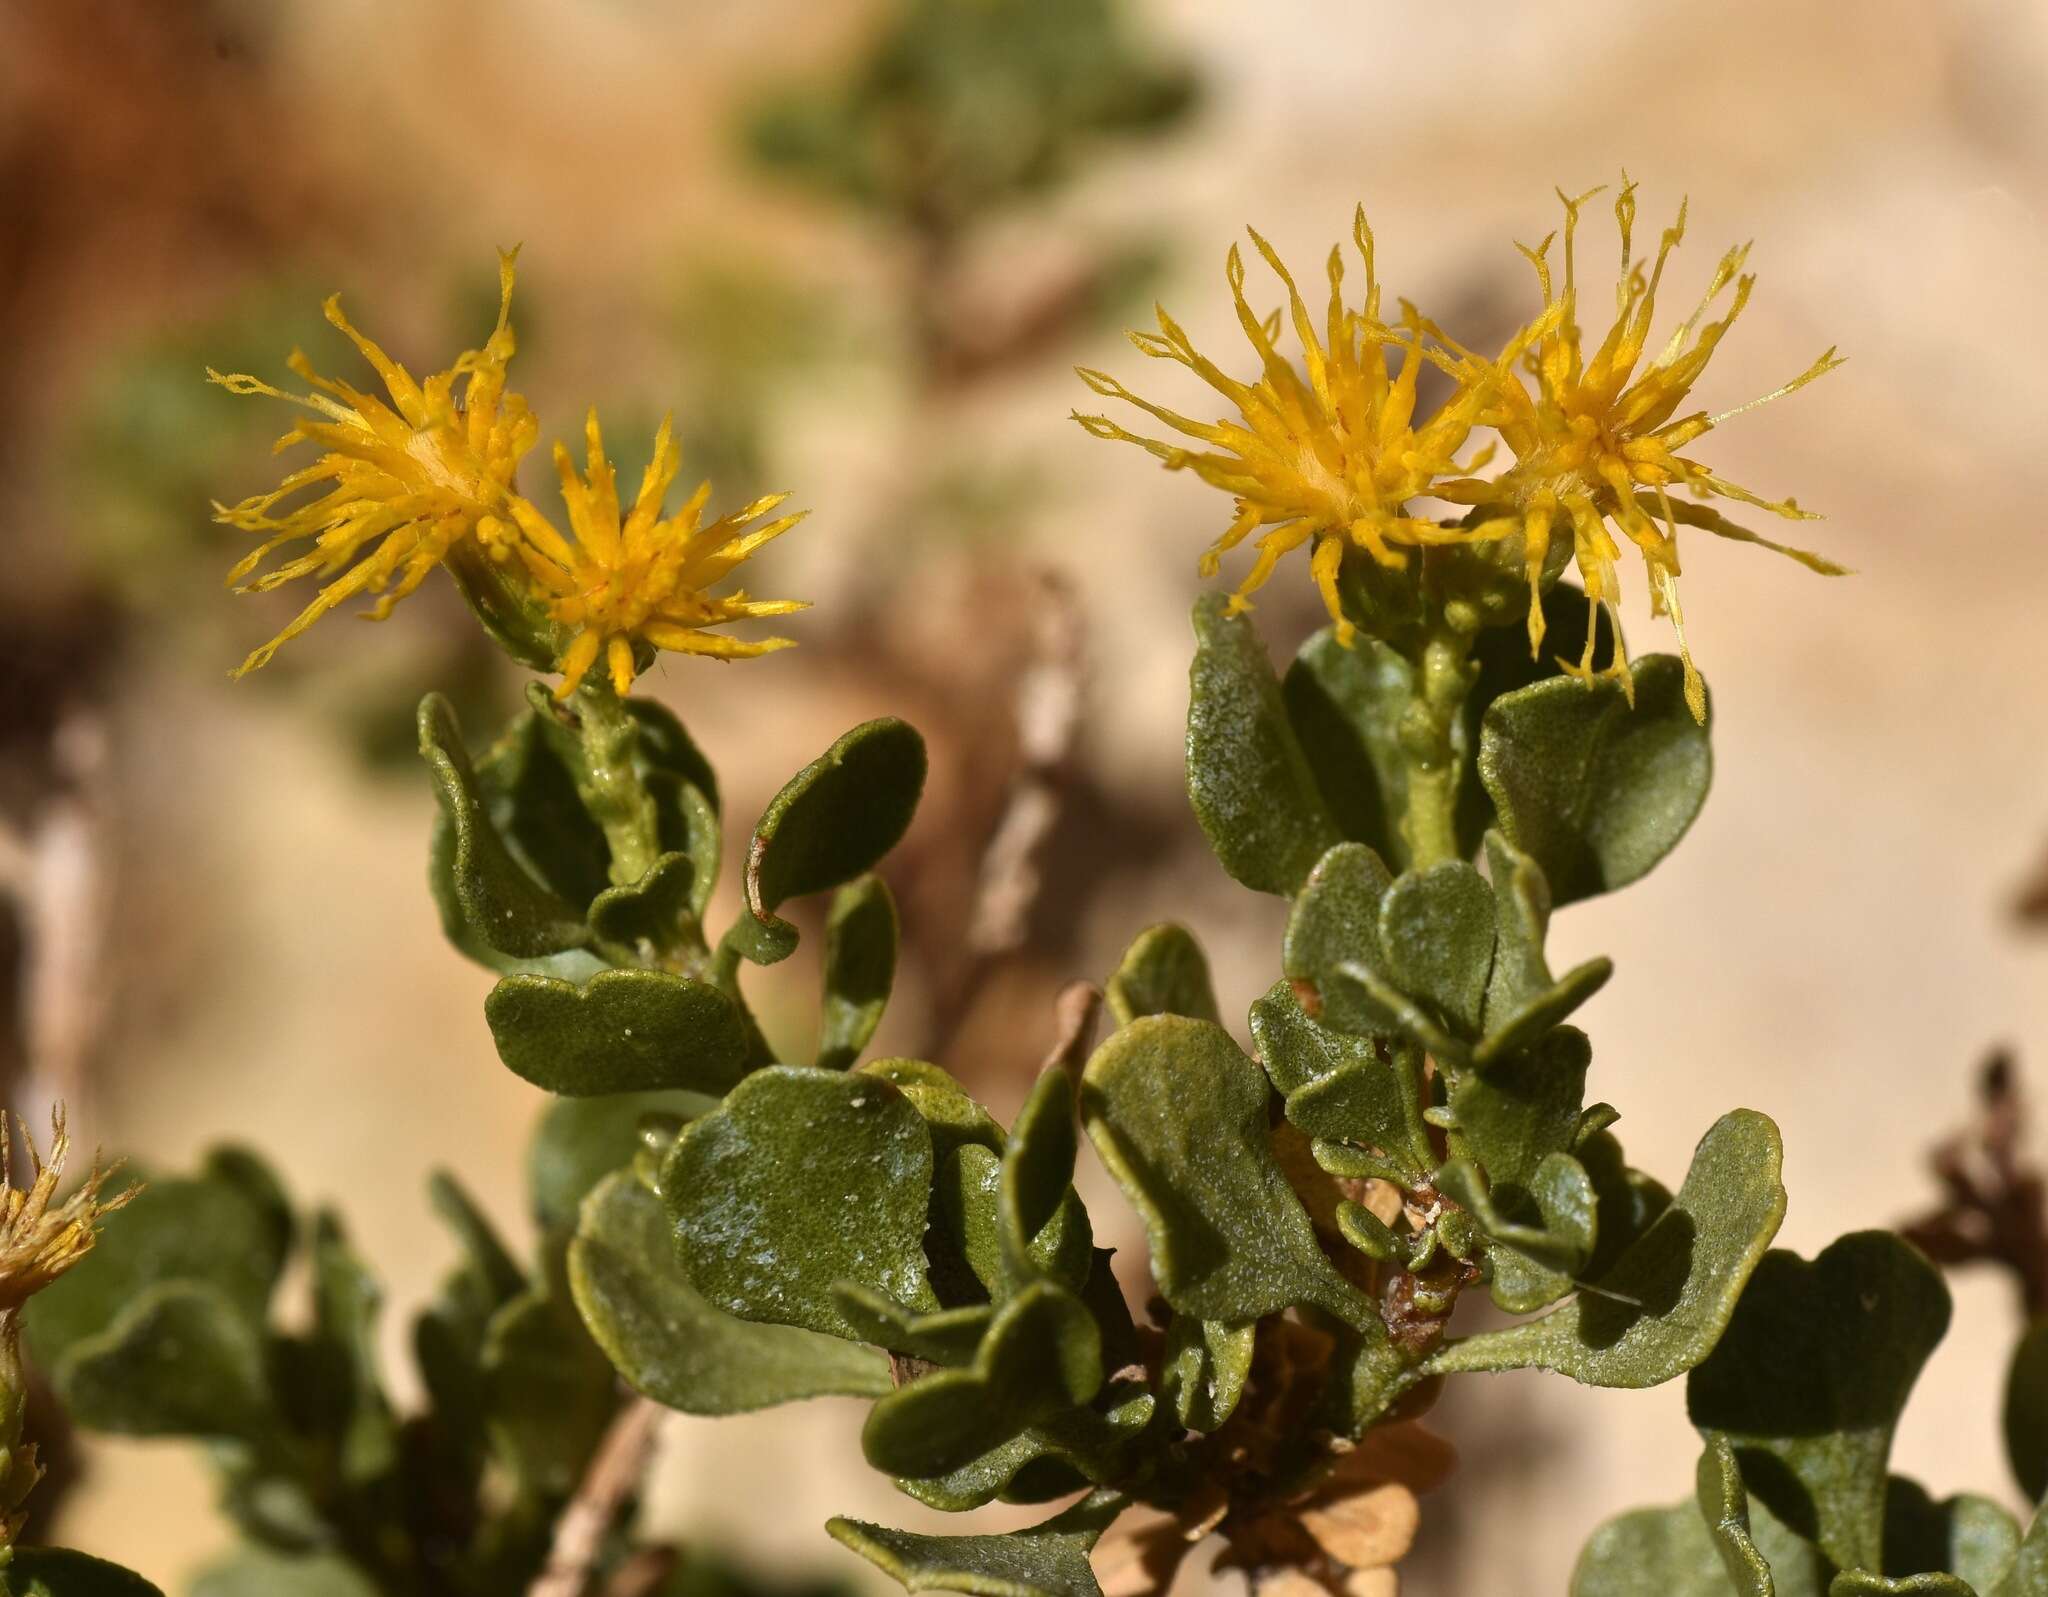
[208,251,537,676]
[1438,180,1846,719]
[507,410,809,698]
[1073,209,1517,645]
[0,1108,132,1315]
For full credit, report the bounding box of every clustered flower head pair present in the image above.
[1074,179,1846,721]
[210,251,807,696]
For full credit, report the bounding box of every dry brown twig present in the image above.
[1899,1048,2048,1317]
[528,1395,667,1597]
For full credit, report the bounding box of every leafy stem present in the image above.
[1395,620,1477,869]
[562,683,663,889]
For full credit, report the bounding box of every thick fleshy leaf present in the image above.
[895,1384,1155,1512]
[4,1550,169,1597]
[1572,1481,1827,1597]
[1437,1151,1597,1314]
[829,1489,1126,1597]
[732,718,926,965]
[190,1549,378,1597]
[832,1285,992,1366]
[1687,1232,1953,1574]
[2005,1317,2048,1505]
[1877,1478,2019,1594]
[1002,1067,1085,1287]
[1994,1501,2048,1597]
[305,1212,398,1488]
[1186,594,1341,896]
[1282,842,1395,1038]
[479,1281,616,1495]
[1250,980,1370,1097]
[1281,1044,1432,1188]
[818,876,899,1070]
[1448,1026,1592,1190]
[56,1282,276,1440]
[1105,923,1221,1027]
[1080,1015,1375,1327]
[1696,1433,1782,1597]
[586,851,699,953]
[1427,1110,1786,1387]
[1477,655,1712,904]
[571,1171,889,1414]
[665,1066,937,1338]
[419,694,595,967]
[527,1088,715,1234]
[485,969,750,1096]
[1283,626,1416,870]
[1579,1128,1675,1282]
[861,1281,1104,1478]
[1161,1316,1255,1432]
[27,1150,290,1370]
[1379,862,1496,1037]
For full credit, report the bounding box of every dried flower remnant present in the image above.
[1443,181,1845,717]
[1073,209,1511,645]
[209,251,537,675]
[506,411,809,697]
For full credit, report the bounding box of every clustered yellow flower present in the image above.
[211,252,808,693]
[1075,180,1845,721]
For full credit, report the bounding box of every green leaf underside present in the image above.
[828,1489,1126,1597]
[1106,923,1221,1027]
[486,969,750,1096]
[1187,594,1341,896]
[1477,655,1711,905]
[571,1171,890,1414]
[665,1066,938,1339]
[2004,1318,2048,1506]
[1687,1232,1954,1573]
[1081,1014,1374,1327]
[1426,1109,1786,1387]
[819,876,900,1069]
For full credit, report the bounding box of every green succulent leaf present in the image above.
[527,1088,715,1234]
[1571,1471,1828,1597]
[571,1170,890,1414]
[56,1282,276,1440]
[831,1284,992,1366]
[1186,593,1341,896]
[733,718,926,965]
[1696,1432,1785,1597]
[1994,1501,2048,1597]
[2004,1317,2048,1506]
[486,968,750,1097]
[1002,1066,1089,1290]
[665,1066,938,1338]
[479,1277,616,1497]
[420,693,596,968]
[1687,1232,1954,1574]
[1080,1014,1374,1327]
[305,1212,398,1488]
[189,1548,378,1597]
[1477,655,1712,905]
[819,876,899,1070]
[1578,1128,1676,1282]
[1427,1109,1786,1387]
[1448,1025,1593,1191]
[1437,1150,1597,1314]
[894,1383,1156,1513]
[828,1488,1126,1597]
[861,1281,1105,1478]
[1161,1315,1255,1432]
[586,850,701,953]
[3,1550,169,1597]
[27,1149,290,1371]
[1875,1478,2019,1594]
[1379,861,1497,1037]
[1282,625,1417,870]
[1280,1041,1432,1188]
[1282,842,1395,1038]
[1105,923,1221,1027]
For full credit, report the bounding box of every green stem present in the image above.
[1397,623,1478,868]
[566,684,662,888]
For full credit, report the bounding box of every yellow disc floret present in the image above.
[1441,180,1845,718]
[209,251,537,676]
[1074,209,1511,646]
[506,410,809,698]
[0,1108,131,1315]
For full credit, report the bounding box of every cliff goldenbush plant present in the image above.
[9,181,2046,1597]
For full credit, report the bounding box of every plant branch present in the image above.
[528,1395,665,1597]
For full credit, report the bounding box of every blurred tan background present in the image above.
[4,0,2048,1590]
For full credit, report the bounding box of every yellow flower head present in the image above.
[1441,180,1846,718]
[507,410,809,698]
[209,251,538,676]
[1074,209,1510,645]
[0,1109,131,1315]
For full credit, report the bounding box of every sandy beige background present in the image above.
[5,0,2048,1590]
